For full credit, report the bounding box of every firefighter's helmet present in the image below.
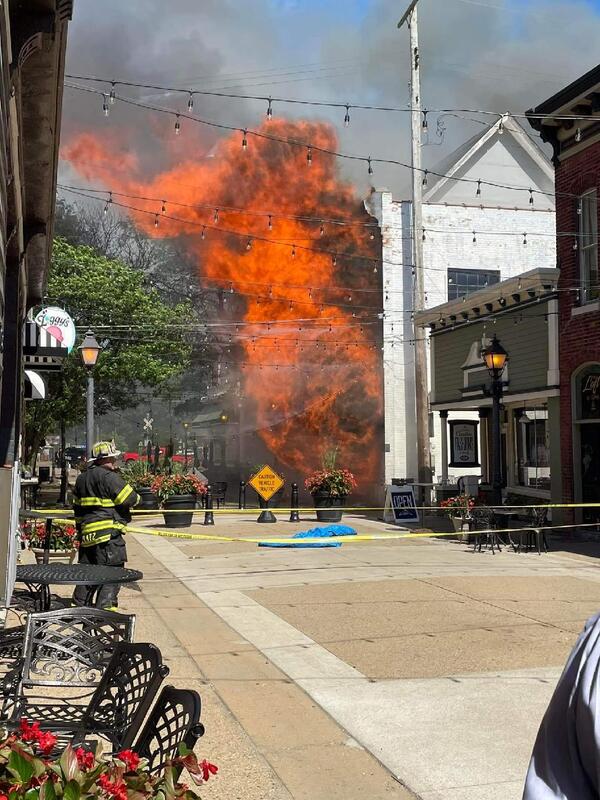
[90,441,121,462]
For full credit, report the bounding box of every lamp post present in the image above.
[482,334,509,506]
[78,330,101,459]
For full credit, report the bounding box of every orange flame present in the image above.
[62,119,384,497]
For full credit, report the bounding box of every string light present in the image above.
[242,129,248,150]
[332,254,337,266]
[268,215,273,231]
[367,157,373,175]
[102,94,109,116]
[201,226,206,240]
[174,114,181,135]
[291,244,296,258]
[103,192,113,215]
[306,146,312,166]
[109,82,116,104]
[369,229,375,240]
[422,170,428,187]
[213,208,219,223]
[472,231,477,244]
[422,229,426,241]
[187,92,194,112]
[573,236,578,250]
[154,213,159,228]
[161,200,166,214]
[319,222,325,237]
[498,115,505,135]
[344,104,350,127]
[246,238,252,251]
[422,111,428,132]
[523,232,527,246]
[575,127,582,142]
[529,189,534,206]
[476,179,481,197]
[266,97,273,121]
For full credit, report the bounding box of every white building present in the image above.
[366,115,556,484]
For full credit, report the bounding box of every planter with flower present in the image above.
[20,520,78,564]
[305,450,357,523]
[121,463,159,510]
[151,473,207,528]
[439,494,476,536]
[2,718,217,800]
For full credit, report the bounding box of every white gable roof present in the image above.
[423,114,555,211]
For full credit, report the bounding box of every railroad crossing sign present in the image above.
[143,415,154,432]
[249,464,285,502]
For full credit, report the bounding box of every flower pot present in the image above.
[162,494,195,528]
[137,486,159,510]
[312,490,346,523]
[32,547,77,565]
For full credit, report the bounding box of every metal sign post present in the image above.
[248,465,285,523]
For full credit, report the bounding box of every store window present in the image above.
[514,406,550,491]
[578,189,599,303]
[447,268,500,300]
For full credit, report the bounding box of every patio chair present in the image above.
[7,642,169,753]
[132,685,205,773]
[0,607,135,721]
[470,507,501,554]
[515,506,550,554]
[211,482,228,509]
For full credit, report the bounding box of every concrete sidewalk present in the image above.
[115,512,599,799]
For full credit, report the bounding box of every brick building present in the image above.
[528,64,600,520]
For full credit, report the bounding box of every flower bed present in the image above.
[439,495,476,517]
[19,521,78,553]
[0,719,218,800]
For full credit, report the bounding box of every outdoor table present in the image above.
[15,564,143,611]
[493,511,519,550]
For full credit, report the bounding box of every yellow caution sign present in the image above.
[248,464,285,502]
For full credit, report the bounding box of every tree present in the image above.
[24,238,195,464]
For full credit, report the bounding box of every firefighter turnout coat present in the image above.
[73,465,139,547]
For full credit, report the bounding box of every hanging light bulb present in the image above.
[472,231,477,244]
[306,146,312,166]
[102,94,109,116]
[476,179,482,197]
[373,264,378,273]
[370,228,375,240]
[575,127,582,143]
[577,201,582,216]
[332,254,337,266]
[174,114,181,135]
[242,129,248,151]
[529,189,534,206]
[187,92,194,112]
[161,200,166,214]
[523,232,527,246]
[422,170,428,187]
[268,214,273,231]
[573,236,578,251]
[266,97,273,121]
[422,111,428,132]
[246,238,252,251]
[319,222,325,237]
[201,226,206,240]
[367,157,373,175]
[109,82,116,104]
[291,244,296,258]
[103,192,112,215]
[498,115,505,135]
[422,229,426,241]
[213,208,219,223]
[344,104,350,127]
[229,282,234,293]
[154,214,159,228]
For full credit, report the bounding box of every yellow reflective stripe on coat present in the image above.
[81,532,112,546]
[80,520,127,547]
[114,484,134,505]
[77,497,115,507]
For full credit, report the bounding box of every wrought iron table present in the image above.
[15,564,143,611]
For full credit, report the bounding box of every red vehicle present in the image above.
[122,449,192,465]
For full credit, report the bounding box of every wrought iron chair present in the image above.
[7,642,169,753]
[133,685,205,773]
[1,608,135,721]
[516,506,550,554]
[211,482,228,509]
[470,507,501,554]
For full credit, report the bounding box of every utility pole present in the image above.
[398,0,431,500]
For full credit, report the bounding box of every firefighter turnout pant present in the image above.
[72,534,128,610]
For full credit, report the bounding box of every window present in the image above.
[514,406,550,491]
[447,268,500,300]
[578,189,599,303]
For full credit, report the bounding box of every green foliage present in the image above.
[25,239,194,462]
[119,461,156,491]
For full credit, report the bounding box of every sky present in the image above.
[60,0,600,197]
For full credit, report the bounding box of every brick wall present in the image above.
[556,141,600,502]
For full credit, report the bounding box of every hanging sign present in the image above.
[34,306,76,353]
[249,464,285,502]
[383,484,419,525]
[449,420,479,467]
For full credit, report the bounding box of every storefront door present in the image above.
[575,366,600,522]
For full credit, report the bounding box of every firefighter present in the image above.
[72,441,139,609]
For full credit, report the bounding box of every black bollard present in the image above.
[239,481,246,510]
[289,483,300,522]
[204,484,215,525]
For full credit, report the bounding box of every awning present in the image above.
[24,370,46,400]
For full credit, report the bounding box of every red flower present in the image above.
[115,749,140,772]
[37,731,57,755]
[75,747,95,770]
[200,760,218,782]
[98,774,128,800]
[19,719,41,742]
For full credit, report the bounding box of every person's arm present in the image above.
[72,482,84,535]
[107,472,140,513]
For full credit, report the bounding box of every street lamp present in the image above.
[78,330,101,459]
[482,334,509,506]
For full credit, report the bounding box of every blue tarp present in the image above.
[258,524,357,548]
